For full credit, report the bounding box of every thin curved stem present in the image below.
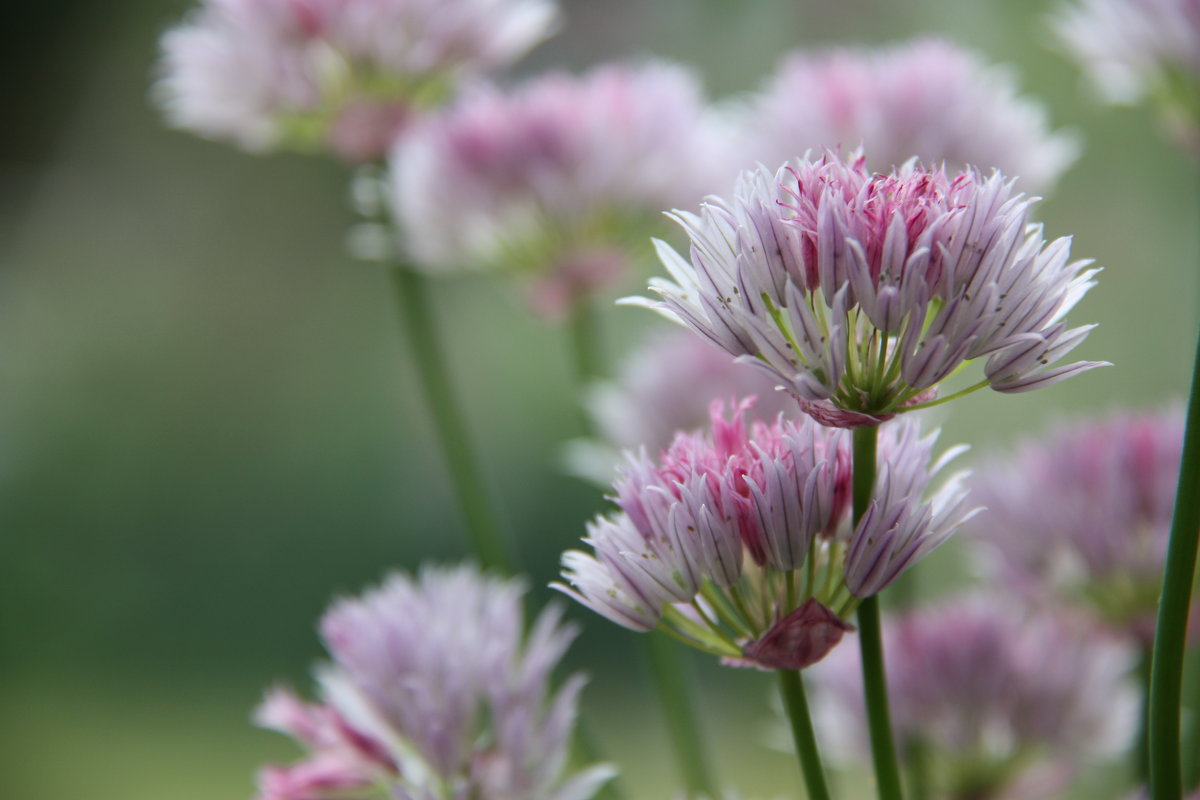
[779,669,833,800]
[646,635,720,799]
[568,296,603,387]
[895,379,989,413]
[854,426,904,800]
[1138,644,1153,785]
[1149,322,1200,800]
[389,264,510,571]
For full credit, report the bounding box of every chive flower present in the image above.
[556,401,975,670]
[743,38,1078,192]
[254,565,614,800]
[629,151,1106,428]
[156,0,558,160]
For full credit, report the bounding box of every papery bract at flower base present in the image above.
[743,38,1078,192]
[968,408,1192,645]
[156,0,559,159]
[555,400,976,670]
[392,61,730,318]
[629,152,1107,428]
[810,597,1138,800]
[254,565,614,800]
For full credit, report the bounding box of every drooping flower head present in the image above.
[811,597,1137,800]
[1054,0,1200,148]
[631,152,1106,428]
[156,0,559,160]
[392,61,729,317]
[743,39,1078,192]
[556,401,975,670]
[968,408,1187,644]
[254,565,614,800]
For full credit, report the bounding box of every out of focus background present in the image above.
[2,1,1196,797]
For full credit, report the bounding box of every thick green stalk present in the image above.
[647,635,720,798]
[389,264,510,571]
[1149,323,1200,800]
[779,669,833,800]
[854,426,904,800]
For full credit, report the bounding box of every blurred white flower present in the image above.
[740,38,1078,192]
[1054,0,1200,149]
[156,0,558,160]
[392,61,730,317]
[811,596,1138,800]
[254,564,613,800]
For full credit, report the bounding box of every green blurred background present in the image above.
[2,1,1196,797]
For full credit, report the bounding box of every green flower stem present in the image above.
[389,264,511,572]
[1183,648,1200,791]
[646,635,720,799]
[779,669,834,800]
[569,296,603,391]
[1138,644,1153,784]
[854,425,905,800]
[904,736,931,800]
[1149,323,1200,800]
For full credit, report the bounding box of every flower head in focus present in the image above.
[743,38,1078,192]
[630,151,1106,428]
[1054,0,1200,148]
[556,401,975,669]
[811,597,1137,800]
[254,564,614,800]
[392,61,729,318]
[968,408,1188,644]
[156,0,559,160]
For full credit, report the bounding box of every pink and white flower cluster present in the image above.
[255,565,613,800]
[742,38,1078,192]
[812,597,1137,799]
[557,401,975,669]
[968,408,1187,644]
[633,152,1105,428]
[393,61,728,317]
[1055,0,1200,147]
[156,0,558,159]
[1054,0,1200,105]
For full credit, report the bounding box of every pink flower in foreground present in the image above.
[156,0,558,159]
[254,565,613,800]
[556,401,975,669]
[968,408,1188,644]
[811,597,1137,800]
[630,152,1105,428]
[743,38,1078,192]
[392,61,728,317]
